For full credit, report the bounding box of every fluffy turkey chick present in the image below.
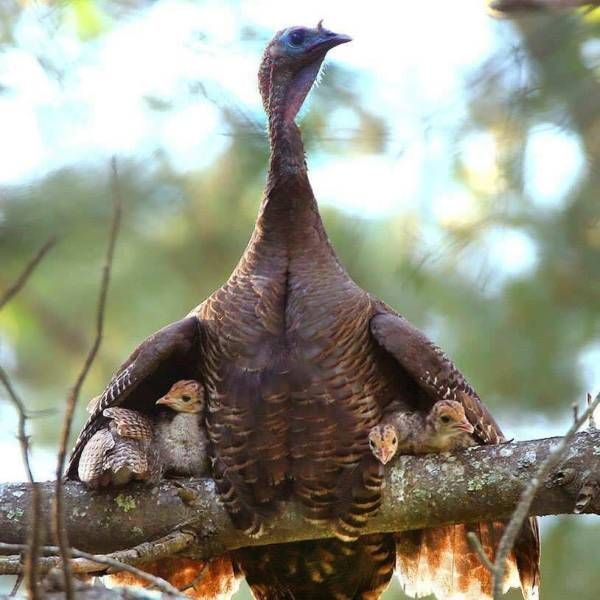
[155,379,209,477]
[368,399,475,465]
[78,407,160,489]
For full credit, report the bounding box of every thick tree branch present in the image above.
[1,432,598,564]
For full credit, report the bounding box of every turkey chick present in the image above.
[78,407,160,489]
[368,399,475,465]
[155,379,209,477]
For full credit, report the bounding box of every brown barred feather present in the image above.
[103,407,154,439]
[77,409,160,489]
[234,535,395,600]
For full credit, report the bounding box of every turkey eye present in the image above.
[391,437,397,445]
[288,30,305,47]
[181,395,191,402]
[440,415,451,424]
[369,439,375,448]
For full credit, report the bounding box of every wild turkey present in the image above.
[67,22,539,599]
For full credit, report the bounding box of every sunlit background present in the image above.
[1,1,599,598]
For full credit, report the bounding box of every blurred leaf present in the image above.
[68,0,108,39]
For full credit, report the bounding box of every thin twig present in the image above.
[466,532,496,572]
[9,573,24,596]
[491,391,600,598]
[0,366,42,599]
[0,237,57,311]
[0,543,187,598]
[52,159,123,599]
[179,562,209,592]
[587,393,597,431]
[0,531,195,576]
[0,368,37,501]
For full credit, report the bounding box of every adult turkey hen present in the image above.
[67,22,539,599]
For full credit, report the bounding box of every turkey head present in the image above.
[258,21,351,122]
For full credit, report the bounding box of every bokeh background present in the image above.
[1,1,599,598]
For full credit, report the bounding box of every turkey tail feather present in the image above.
[105,556,240,599]
[396,518,539,600]
[514,517,541,600]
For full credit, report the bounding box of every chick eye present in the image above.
[181,395,191,402]
[440,415,451,424]
[288,29,305,47]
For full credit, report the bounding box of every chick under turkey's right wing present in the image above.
[370,311,540,600]
[370,312,504,445]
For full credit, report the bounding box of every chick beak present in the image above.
[155,394,172,406]
[456,419,475,434]
[378,448,395,465]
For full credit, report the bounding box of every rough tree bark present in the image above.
[1,432,598,565]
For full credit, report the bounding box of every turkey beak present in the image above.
[308,28,352,54]
[456,420,474,434]
[379,448,394,465]
[155,394,172,406]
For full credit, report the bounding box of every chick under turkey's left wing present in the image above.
[67,315,201,479]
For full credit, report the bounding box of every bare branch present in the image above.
[9,573,23,596]
[178,563,209,592]
[0,366,42,599]
[587,392,597,431]
[0,544,187,598]
[0,531,195,577]
[0,237,57,312]
[0,369,36,499]
[1,432,598,563]
[0,235,60,597]
[52,159,123,599]
[491,391,600,598]
[466,532,496,572]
